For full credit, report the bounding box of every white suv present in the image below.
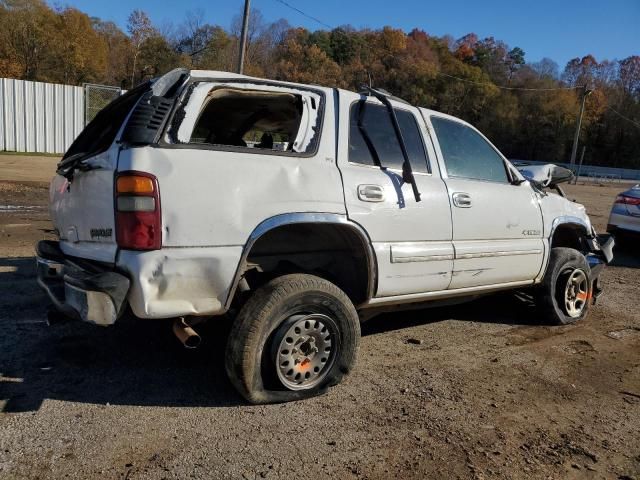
[37,69,614,403]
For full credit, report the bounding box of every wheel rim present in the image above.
[273,313,337,391]
[563,268,588,318]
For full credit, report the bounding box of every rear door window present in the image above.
[349,103,430,174]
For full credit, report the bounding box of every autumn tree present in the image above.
[0,2,637,169]
[52,8,107,84]
[274,28,342,86]
[0,0,57,79]
[94,20,132,88]
[563,55,599,87]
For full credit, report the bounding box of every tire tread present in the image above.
[225,274,360,404]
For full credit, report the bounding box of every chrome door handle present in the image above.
[452,192,472,208]
[358,184,385,202]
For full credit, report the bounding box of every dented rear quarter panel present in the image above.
[117,247,242,318]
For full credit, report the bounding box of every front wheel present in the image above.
[224,274,360,404]
[536,247,592,325]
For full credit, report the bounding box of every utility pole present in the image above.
[237,0,250,74]
[573,145,586,184]
[569,85,592,165]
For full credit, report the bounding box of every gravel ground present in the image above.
[0,167,639,479]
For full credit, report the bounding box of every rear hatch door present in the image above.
[50,84,149,263]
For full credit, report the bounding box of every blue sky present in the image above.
[56,0,639,68]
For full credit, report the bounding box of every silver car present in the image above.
[608,185,640,238]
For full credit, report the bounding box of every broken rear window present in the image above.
[171,83,322,154]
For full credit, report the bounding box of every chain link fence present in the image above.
[83,83,122,125]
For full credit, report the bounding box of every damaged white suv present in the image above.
[37,69,614,403]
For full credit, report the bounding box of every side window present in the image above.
[431,117,508,183]
[349,103,430,174]
[176,85,321,154]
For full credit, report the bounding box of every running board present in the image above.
[358,280,535,309]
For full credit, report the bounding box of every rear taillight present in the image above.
[614,195,640,206]
[115,172,161,250]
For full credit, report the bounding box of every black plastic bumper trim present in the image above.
[36,240,130,324]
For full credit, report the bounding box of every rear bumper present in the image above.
[36,240,130,326]
[607,211,640,234]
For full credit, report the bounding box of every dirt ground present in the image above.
[0,156,639,480]
[0,155,58,183]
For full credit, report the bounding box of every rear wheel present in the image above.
[225,274,360,404]
[536,247,591,325]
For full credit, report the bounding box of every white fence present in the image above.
[0,78,84,154]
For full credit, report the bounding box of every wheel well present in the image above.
[551,223,588,251]
[241,223,372,305]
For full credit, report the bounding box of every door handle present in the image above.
[358,184,385,202]
[452,192,472,208]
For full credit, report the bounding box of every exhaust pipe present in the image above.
[172,317,201,349]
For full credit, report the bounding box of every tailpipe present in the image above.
[172,317,201,349]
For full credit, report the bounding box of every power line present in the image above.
[607,106,640,129]
[436,71,580,92]
[273,0,333,30]
[271,0,583,93]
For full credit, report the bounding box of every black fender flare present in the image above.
[224,213,377,309]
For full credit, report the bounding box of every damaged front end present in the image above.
[524,163,615,303]
[584,230,615,302]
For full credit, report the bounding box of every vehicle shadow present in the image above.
[0,256,245,413]
[0,256,549,413]
[361,291,540,337]
[610,239,640,269]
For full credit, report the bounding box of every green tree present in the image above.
[136,34,182,81]
[506,47,525,81]
[198,26,234,72]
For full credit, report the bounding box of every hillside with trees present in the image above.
[1,0,638,168]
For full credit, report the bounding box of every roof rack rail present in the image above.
[358,85,411,105]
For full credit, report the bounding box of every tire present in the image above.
[224,274,360,404]
[536,247,592,325]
